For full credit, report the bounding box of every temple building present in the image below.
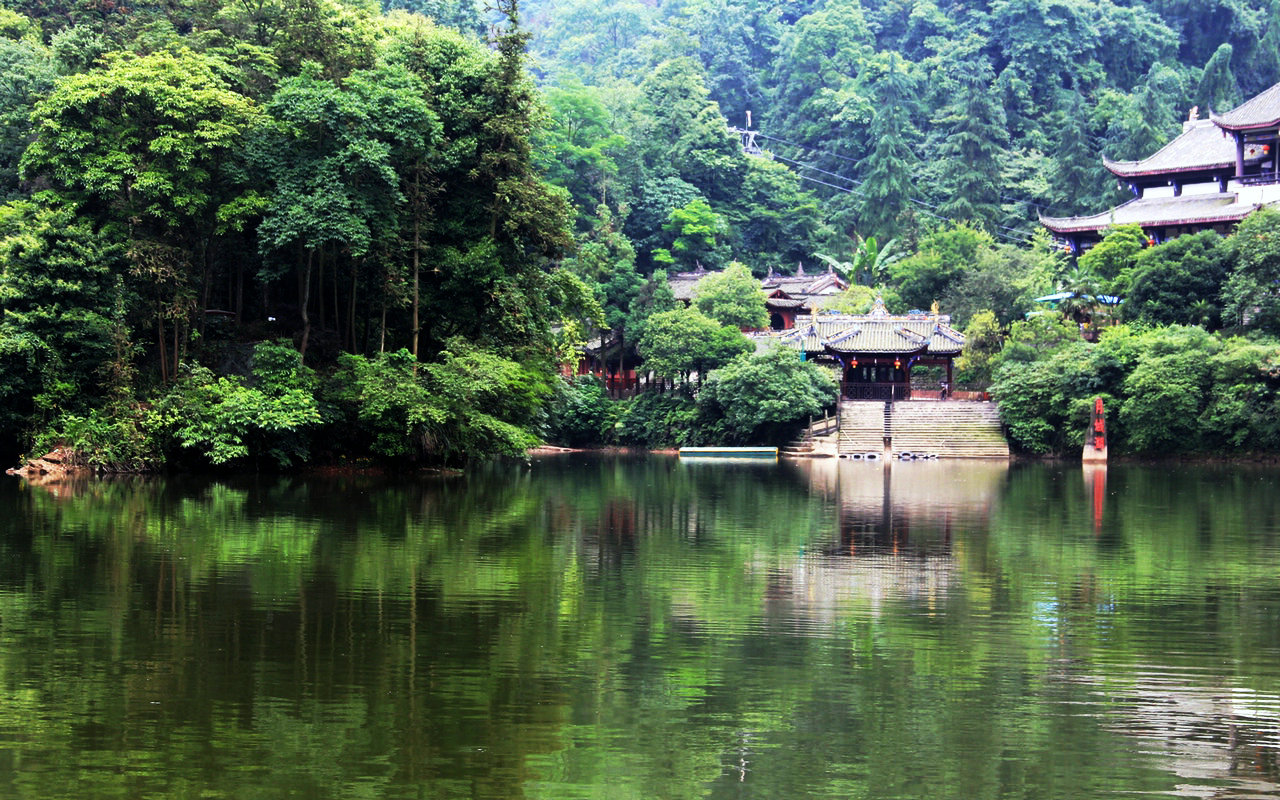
[752,299,965,401]
[667,263,848,329]
[1041,83,1280,252]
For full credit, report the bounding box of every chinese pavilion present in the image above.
[753,299,965,401]
[1041,83,1280,252]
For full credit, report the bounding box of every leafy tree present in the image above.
[23,53,256,231]
[0,202,124,419]
[1078,223,1146,291]
[698,345,837,444]
[1119,326,1215,453]
[390,6,574,360]
[536,80,626,225]
[419,338,548,462]
[724,156,828,269]
[941,241,1049,327]
[381,0,484,36]
[994,311,1081,365]
[21,49,260,378]
[693,261,767,329]
[1222,207,1280,334]
[1094,0,1180,90]
[989,0,1100,119]
[627,177,703,268]
[954,309,1003,387]
[769,0,874,165]
[654,196,729,271]
[636,56,741,202]
[616,387,705,447]
[543,375,617,447]
[327,348,437,457]
[1126,231,1229,328]
[1112,63,1185,161]
[563,204,640,371]
[0,35,53,203]
[991,338,1106,453]
[1199,337,1280,452]
[627,268,678,340]
[1049,95,1105,216]
[255,61,437,359]
[889,224,993,311]
[816,235,903,287]
[637,307,751,382]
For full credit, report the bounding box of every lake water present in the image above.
[1,456,1279,799]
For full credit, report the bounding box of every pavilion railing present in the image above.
[1240,173,1280,186]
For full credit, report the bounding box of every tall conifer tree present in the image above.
[934,56,1007,230]
[1050,94,1101,216]
[1196,43,1241,114]
[857,53,917,240]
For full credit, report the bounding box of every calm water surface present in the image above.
[1,457,1279,799]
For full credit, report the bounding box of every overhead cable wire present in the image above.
[771,149,1033,243]
[788,169,1031,245]
[756,129,1047,238]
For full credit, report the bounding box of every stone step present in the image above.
[836,400,1009,459]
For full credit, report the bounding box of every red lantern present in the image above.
[851,358,858,368]
[894,358,901,369]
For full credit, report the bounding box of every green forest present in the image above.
[5,0,1280,467]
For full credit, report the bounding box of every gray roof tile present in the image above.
[1213,81,1280,130]
[1104,119,1261,177]
[1040,193,1264,233]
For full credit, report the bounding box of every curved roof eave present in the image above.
[1102,155,1236,178]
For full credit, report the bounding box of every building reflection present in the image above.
[789,458,1009,556]
[767,458,1009,622]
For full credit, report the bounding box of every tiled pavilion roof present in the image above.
[1103,119,1256,177]
[755,310,964,357]
[1212,81,1280,130]
[1039,193,1260,234]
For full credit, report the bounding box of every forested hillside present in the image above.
[3,0,1280,466]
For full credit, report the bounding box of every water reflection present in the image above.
[1,459,1279,799]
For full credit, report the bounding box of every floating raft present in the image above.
[678,446,778,460]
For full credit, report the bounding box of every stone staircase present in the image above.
[888,401,1010,459]
[835,400,1009,459]
[837,401,887,456]
[780,414,840,457]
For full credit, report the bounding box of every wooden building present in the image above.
[754,299,965,401]
[667,263,848,329]
[1041,85,1280,252]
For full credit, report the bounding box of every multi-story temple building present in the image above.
[1041,83,1280,252]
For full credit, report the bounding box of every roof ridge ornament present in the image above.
[869,296,888,317]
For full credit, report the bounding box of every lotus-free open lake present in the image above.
[1,456,1278,798]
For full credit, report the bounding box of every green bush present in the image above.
[152,340,322,468]
[698,348,838,445]
[616,390,712,448]
[543,376,618,447]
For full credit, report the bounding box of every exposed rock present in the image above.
[5,447,85,479]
